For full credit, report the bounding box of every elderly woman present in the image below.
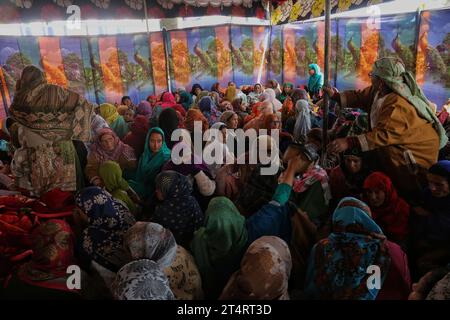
[85,128,136,187]
[9,65,94,196]
[327,57,447,203]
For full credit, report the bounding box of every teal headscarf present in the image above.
[308,64,324,95]
[128,127,171,199]
[371,57,448,149]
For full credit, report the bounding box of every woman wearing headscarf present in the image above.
[282,89,310,133]
[266,79,281,97]
[85,128,137,186]
[198,96,222,126]
[307,63,324,100]
[99,103,129,139]
[279,83,294,104]
[9,65,94,197]
[74,187,136,273]
[364,172,410,245]
[178,89,194,111]
[122,115,149,159]
[220,110,239,130]
[262,113,293,154]
[211,82,224,98]
[123,222,204,300]
[262,88,282,112]
[135,100,153,119]
[163,139,216,209]
[146,95,158,107]
[224,83,237,103]
[327,57,447,203]
[243,101,274,131]
[158,108,180,150]
[204,122,235,179]
[98,161,138,215]
[128,127,171,200]
[329,148,370,205]
[153,171,204,247]
[185,109,210,137]
[248,83,263,106]
[411,160,450,276]
[292,99,312,142]
[219,236,292,300]
[111,259,175,300]
[1,220,81,300]
[190,83,203,102]
[191,197,248,299]
[156,92,186,117]
[305,197,411,300]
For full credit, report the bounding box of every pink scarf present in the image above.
[90,128,135,163]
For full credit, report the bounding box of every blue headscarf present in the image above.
[245,202,292,246]
[198,96,222,126]
[305,197,391,300]
[308,63,324,95]
[75,187,136,271]
[129,127,171,200]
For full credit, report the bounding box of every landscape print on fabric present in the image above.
[231,26,255,87]
[416,9,449,109]
[268,25,283,85]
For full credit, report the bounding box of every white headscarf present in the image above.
[293,99,311,141]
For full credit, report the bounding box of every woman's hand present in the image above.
[328,138,349,154]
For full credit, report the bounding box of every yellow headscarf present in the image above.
[99,103,120,125]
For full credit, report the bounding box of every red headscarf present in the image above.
[157,92,186,117]
[17,219,77,292]
[122,115,149,158]
[363,172,410,243]
[185,109,209,133]
[31,189,75,217]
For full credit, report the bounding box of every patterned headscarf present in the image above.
[305,197,391,300]
[18,219,76,291]
[220,236,292,300]
[371,57,447,148]
[89,128,136,163]
[123,222,177,269]
[153,171,204,247]
[163,245,204,300]
[99,103,120,125]
[112,259,175,300]
[75,187,136,271]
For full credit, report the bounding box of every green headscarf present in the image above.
[190,197,248,298]
[308,64,324,95]
[128,127,171,200]
[371,57,448,149]
[99,161,137,214]
[279,82,294,103]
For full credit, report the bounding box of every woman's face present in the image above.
[283,85,292,94]
[344,155,362,174]
[123,98,132,107]
[269,117,281,130]
[228,114,239,129]
[194,88,202,96]
[149,132,163,154]
[366,189,386,208]
[124,110,134,122]
[100,134,116,152]
[174,93,181,103]
[427,173,450,198]
[309,68,315,76]
[254,84,262,93]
